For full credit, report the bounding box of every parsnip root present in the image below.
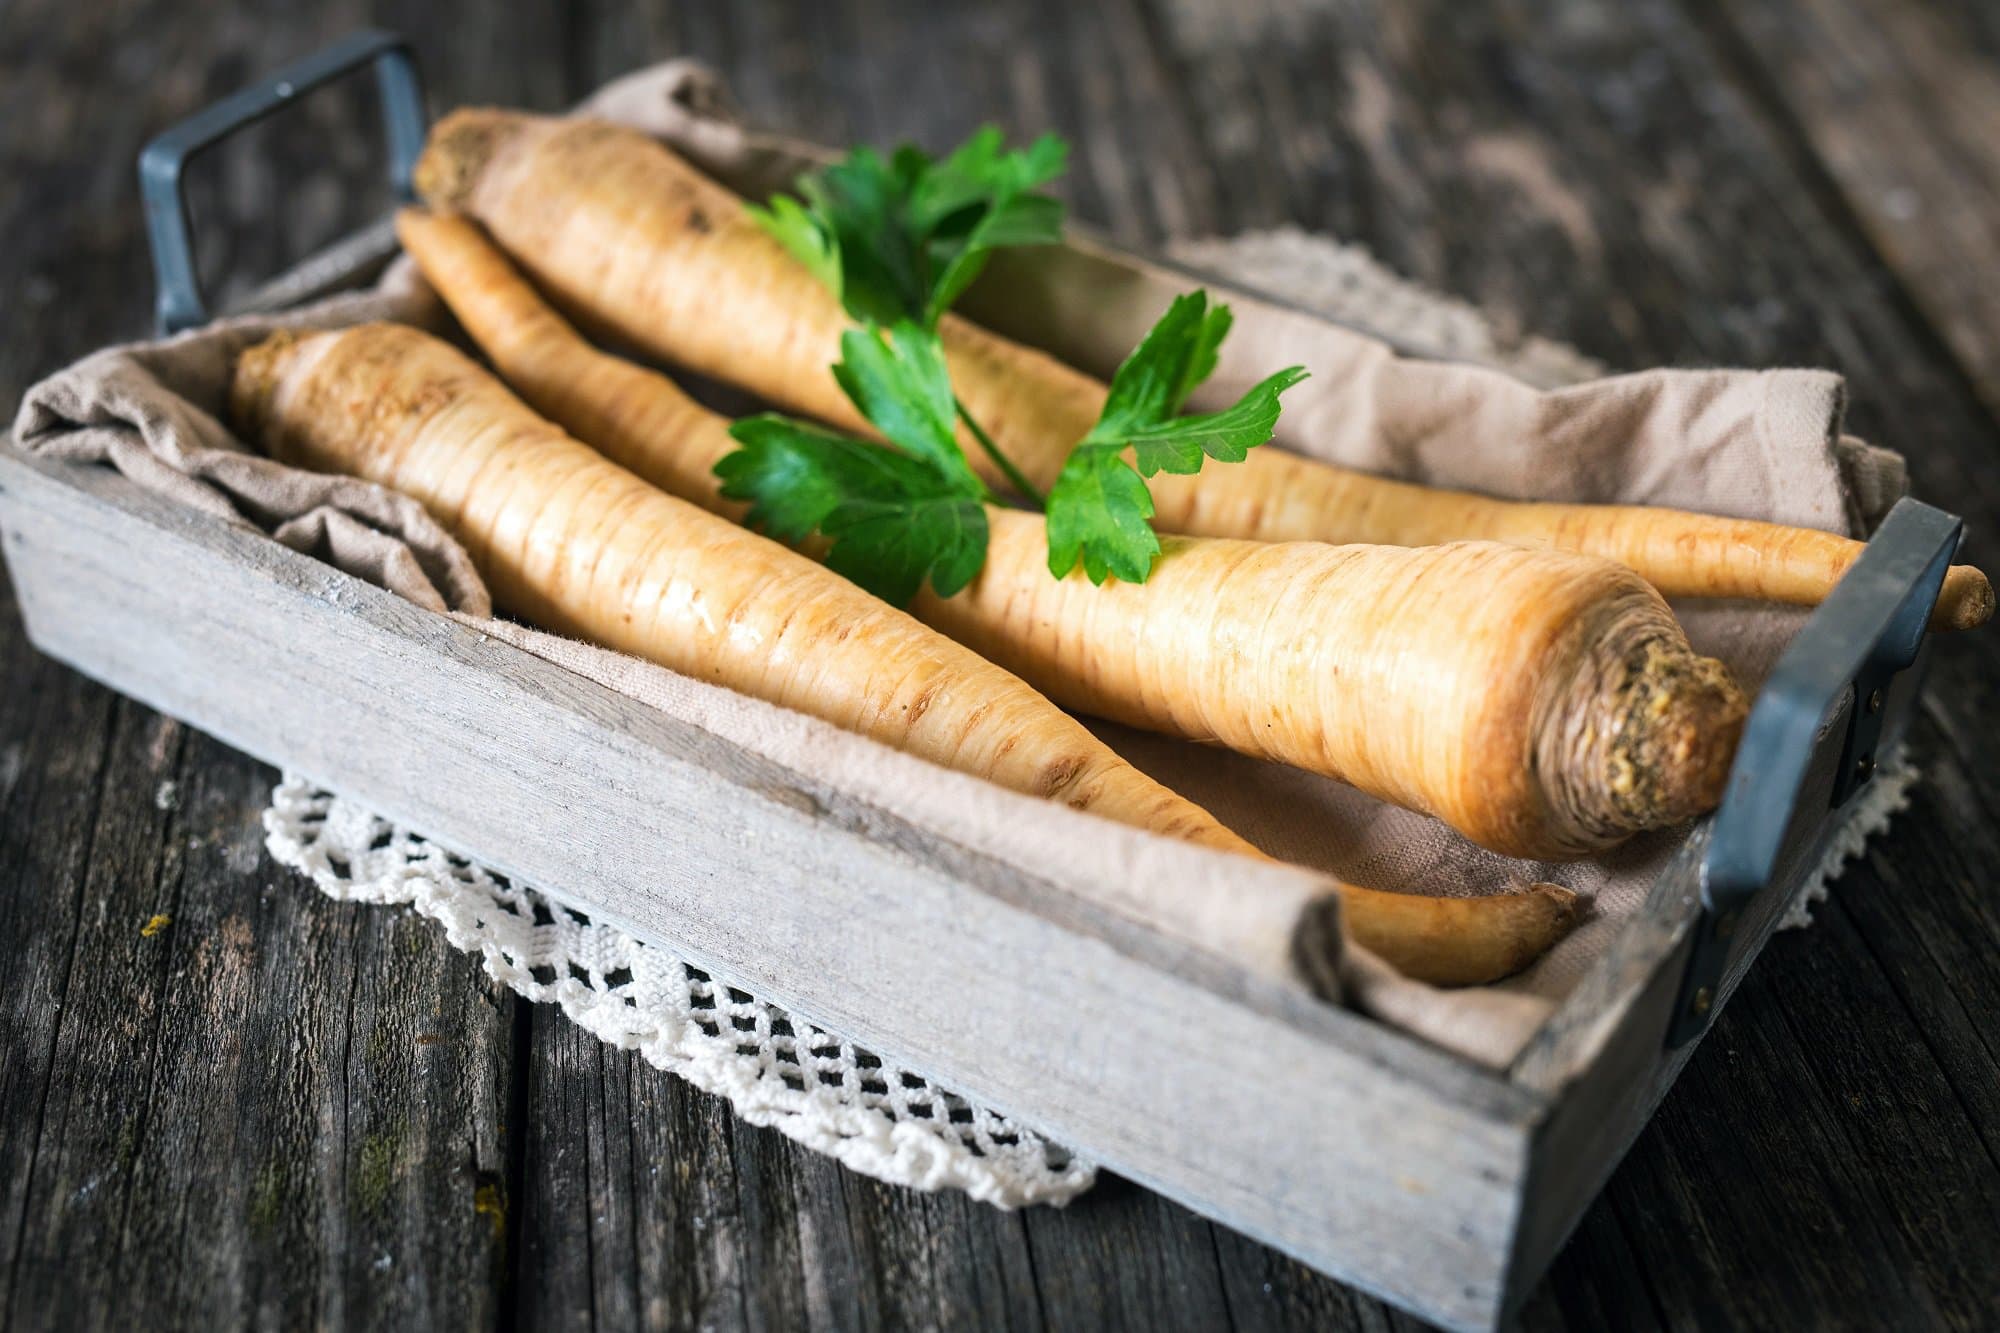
[230,323,1240,854]
[412,109,1991,632]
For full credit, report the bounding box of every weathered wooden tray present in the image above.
[0,31,1967,1330]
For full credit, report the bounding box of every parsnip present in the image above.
[412,108,1991,632]
[399,208,1747,861]
[231,320,1580,985]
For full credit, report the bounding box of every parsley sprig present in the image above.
[749,127,1066,503]
[749,127,1068,332]
[719,322,991,607]
[1046,292,1308,583]
[722,128,1307,603]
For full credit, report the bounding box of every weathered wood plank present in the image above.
[0,3,549,1330]
[1707,0,2000,420]
[97,735,515,1329]
[517,1007,828,1333]
[0,646,122,1329]
[1011,1180,1240,1332]
[1765,891,2000,1321]
[1590,933,1970,1327]
[0,0,199,1309]
[1509,1194,1665,1333]
[1835,740,2000,1169]
[0,697,187,1330]
[0,678,518,1331]
[783,1145,1048,1331]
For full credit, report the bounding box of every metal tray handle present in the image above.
[138,28,426,336]
[1667,496,1962,1046]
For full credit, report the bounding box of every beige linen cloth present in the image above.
[10,61,1908,1067]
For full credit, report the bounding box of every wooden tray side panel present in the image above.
[0,449,1545,1332]
[1502,679,1920,1313]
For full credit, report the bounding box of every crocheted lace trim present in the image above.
[1778,750,1917,930]
[261,774,1096,1209]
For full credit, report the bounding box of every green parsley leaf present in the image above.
[820,490,989,606]
[718,415,988,606]
[1123,366,1311,477]
[913,127,1067,230]
[1090,289,1307,476]
[830,322,970,481]
[1094,290,1234,434]
[913,128,1067,324]
[743,193,840,297]
[798,147,929,327]
[1045,290,1308,583]
[1044,445,1160,585]
[750,127,1068,330]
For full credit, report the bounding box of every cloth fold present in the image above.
[13,278,486,617]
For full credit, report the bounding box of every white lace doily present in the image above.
[1776,750,1918,931]
[261,774,1096,1208]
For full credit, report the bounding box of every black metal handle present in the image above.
[139,29,426,336]
[1666,496,1962,1046]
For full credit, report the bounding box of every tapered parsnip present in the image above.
[229,322,1234,849]
[399,208,1747,862]
[413,109,1992,631]
[231,318,1579,986]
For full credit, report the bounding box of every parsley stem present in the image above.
[956,399,1045,508]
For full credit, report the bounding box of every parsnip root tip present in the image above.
[1529,881,1583,915]
[1940,565,1995,631]
[229,327,295,428]
[1620,650,1748,824]
[1479,881,1584,983]
[1337,880,1583,987]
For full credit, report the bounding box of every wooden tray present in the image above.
[0,30,1967,1330]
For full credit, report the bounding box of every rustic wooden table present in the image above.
[4,2,1997,1328]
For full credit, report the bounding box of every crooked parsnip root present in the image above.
[413,108,1992,632]
[231,318,1579,985]
[398,208,1744,862]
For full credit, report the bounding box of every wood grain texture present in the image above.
[6,730,517,1330]
[0,3,537,1331]
[1708,0,2000,421]
[4,0,2000,1329]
